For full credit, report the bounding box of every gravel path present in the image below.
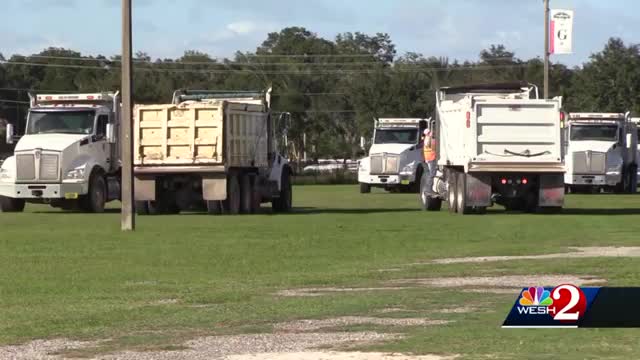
[274,317,450,332]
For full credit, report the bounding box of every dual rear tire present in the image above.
[447,170,485,215]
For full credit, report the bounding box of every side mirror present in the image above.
[5,123,14,145]
[106,123,116,144]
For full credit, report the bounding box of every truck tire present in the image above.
[0,196,25,213]
[82,173,106,213]
[419,173,442,211]
[360,183,371,194]
[224,174,241,215]
[629,166,638,194]
[206,200,222,215]
[240,174,253,214]
[272,170,292,213]
[411,167,424,193]
[135,201,150,215]
[447,170,458,214]
[456,172,472,215]
[250,176,262,213]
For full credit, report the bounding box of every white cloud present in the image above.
[227,21,258,35]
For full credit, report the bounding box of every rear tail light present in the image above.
[501,178,508,185]
[522,178,529,185]
[466,112,471,129]
[560,112,565,122]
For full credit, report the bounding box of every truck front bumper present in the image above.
[566,174,620,187]
[358,174,411,186]
[0,182,87,200]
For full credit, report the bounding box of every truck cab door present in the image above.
[92,114,111,172]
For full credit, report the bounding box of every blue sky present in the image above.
[1,0,638,66]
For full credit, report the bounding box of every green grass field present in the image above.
[1,186,640,359]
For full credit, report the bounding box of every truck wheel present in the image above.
[240,174,253,214]
[456,172,472,215]
[630,166,638,194]
[447,170,458,213]
[135,201,150,216]
[411,167,424,193]
[420,173,442,211]
[206,200,222,215]
[224,174,241,215]
[272,170,292,213]
[82,173,106,213]
[360,183,371,194]
[0,196,25,213]
[250,176,262,213]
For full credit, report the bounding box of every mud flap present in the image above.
[202,176,227,201]
[539,174,565,207]
[134,176,156,201]
[466,173,491,207]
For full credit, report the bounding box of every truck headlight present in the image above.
[0,168,11,180]
[358,161,368,172]
[401,162,417,174]
[65,167,86,180]
[606,162,623,175]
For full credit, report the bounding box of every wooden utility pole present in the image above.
[544,0,550,99]
[121,0,135,231]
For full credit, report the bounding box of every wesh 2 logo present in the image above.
[517,285,587,321]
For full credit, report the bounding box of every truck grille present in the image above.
[16,152,60,182]
[572,151,606,174]
[16,154,36,181]
[39,154,60,181]
[370,154,400,175]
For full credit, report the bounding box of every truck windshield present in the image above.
[26,111,95,135]
[570,125,618,142]
[374,129,418,144]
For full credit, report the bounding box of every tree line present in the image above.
[1,27,639,160]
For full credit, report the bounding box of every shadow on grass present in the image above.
[290,207,421,215]
[31,208,121,214]
[554,208,640,216]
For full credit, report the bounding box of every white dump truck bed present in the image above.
[134,100,269,169]
[438,94,564,173]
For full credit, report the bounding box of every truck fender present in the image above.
[269,155,291,191]
[465,173,491,207]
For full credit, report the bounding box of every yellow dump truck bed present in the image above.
[134,100,269,169]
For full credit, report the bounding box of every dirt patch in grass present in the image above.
[100,332,401,360]
[274,316,451,332]
[0,339,101,360]
[429,247,640,265]
[387,275,605,289]
[275,287,409,297]
[227,352,459,360]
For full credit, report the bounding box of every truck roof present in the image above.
[377,118,429,128]
[569,112,627,120]
[30,92,118,109]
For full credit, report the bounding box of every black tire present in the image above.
[0,196,25,213]
[206,200,222,215]
[411,167,424,193]
[419,173,442,211]
[272,169,292,213]
[456,172,472,215]
[82,172,106,213]
[614,171,628,194]
[224,174,241,215]
[537,206,563,214]
[240,174,253,214]
[250,176,262,213]
[135,201,150,216]
[359,183,371,194]
[447,170,457,214]
[628,166,638,194]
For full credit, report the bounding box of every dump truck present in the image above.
[133,89,292,215]
[358,118,429,193]
[0,92,121,213]
[419,82,565,214]
[564,113,638,193]
[628,117,640,186]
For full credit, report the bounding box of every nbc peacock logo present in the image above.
[519,287,554,307]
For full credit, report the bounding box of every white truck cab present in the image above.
[358,118,429,193]
[0,92,121,212]
[631,117,640,186]
[564,113,638,193]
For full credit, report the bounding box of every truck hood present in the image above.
[15,134,88,152]
[569,141,617,154]
[369,143,416,156]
